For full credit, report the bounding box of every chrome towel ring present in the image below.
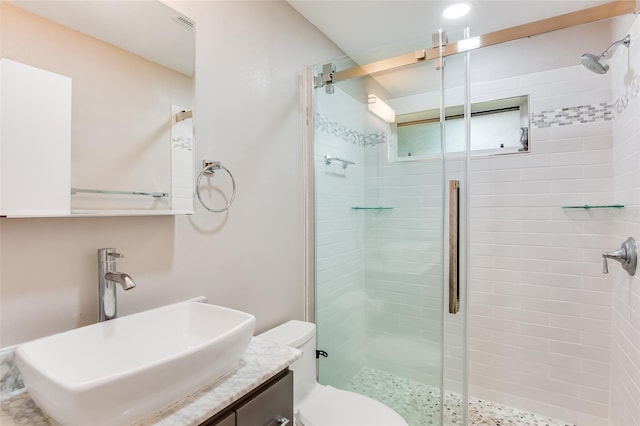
[196,161,236,213]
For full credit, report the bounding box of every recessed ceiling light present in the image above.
[443,3,470,19]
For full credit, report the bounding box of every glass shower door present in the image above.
[311,39,466,424]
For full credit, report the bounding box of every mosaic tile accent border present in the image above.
[613,71,640,114]
[533,71,639,128]
[315,113,387,146]
[532,102,614,128]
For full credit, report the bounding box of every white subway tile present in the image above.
[493,306,550,325]
[494,181,551,195]
[520,193,584,207]
[549,261,603,278]
[492,207,552,220]
[583,135,613,151]
[492,282,549,299]
[548,314,611,334]
[582,303,612,320]
[473,291,521,307]
[520,347,581,371]
[518,373,581,397]
[520,271,583,288]
[519,323,581,343]
[580,386,611,405]
[530,93,582,112]
[492,153,552,170]
[582,163,613,178]
[471,169,522,183]
[581,331,611,349]
[470,266,521,283]
[470,338,520,358]
[581,359,611,377]
[534,139,583,154]
[521,297,582,317]
[549,341,610,362]
[551,150,612,167]
[550,121,613,139]
[551,393,609,419]
[493,232,551,247]
[521,246,584,262]
[493,257,550,273]
[521,165,582,181]
[552,178,612,194]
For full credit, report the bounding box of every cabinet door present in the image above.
[235,370,293,426]
[0,59,71,217]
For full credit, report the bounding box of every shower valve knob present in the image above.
[602,237,637,276]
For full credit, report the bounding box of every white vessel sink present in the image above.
[15,301,255,426]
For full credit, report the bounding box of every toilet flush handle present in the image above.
[275,416,290,425]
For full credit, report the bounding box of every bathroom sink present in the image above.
[15,301,256,426]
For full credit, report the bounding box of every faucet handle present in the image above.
[601,237,637,276]
[108,252,124,259]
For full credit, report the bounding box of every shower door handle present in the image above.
[449,180,460,314]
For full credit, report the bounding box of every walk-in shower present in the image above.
[306,4,638,426]
[580,34,631,74]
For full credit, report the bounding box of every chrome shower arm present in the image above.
[601,34,631,58]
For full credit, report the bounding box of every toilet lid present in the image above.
[297,385,407,426]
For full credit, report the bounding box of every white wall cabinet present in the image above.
[0,59,194,218]
[0,59,72,217]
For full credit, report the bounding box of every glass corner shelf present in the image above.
[561,204,625,209]
[351,206,394,211]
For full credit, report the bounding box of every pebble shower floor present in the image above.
[345,367,574,426]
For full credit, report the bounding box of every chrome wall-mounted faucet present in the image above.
[98,248,136,321]
[602,237,637,276]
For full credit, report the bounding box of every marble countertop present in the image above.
[0,337,301,426]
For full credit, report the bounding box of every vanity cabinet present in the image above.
[213,412,236,426]
[202,369,293,426]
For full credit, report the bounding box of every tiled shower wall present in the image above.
[609,15,640,426]
[468,66,615,425]
[467,19,640,426]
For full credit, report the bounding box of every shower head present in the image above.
[580,52,609,74]
[580,34,631,74]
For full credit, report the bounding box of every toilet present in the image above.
[258,320,408,426]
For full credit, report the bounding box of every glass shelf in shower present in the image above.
[351,206,394,211]
[561,204,625,209]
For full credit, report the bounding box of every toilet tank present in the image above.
[258,320,317,406]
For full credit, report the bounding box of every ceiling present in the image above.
[288,0,637,100]
[287,0,629,62]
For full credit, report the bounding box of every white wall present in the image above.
[0,1,343,347]
[609,14,640,426]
